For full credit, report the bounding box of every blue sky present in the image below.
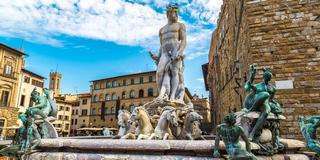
[0,0,222,97]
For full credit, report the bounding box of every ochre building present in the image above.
[0,43,25,138]
[70,93,91,136]
[207,0,320,139]
[17,69,45,112]
[90,71,157,128]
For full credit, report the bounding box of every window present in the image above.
[130,105,135,112]
[105,94,111,101]
[105,107,109,114]
[139,77,143,84]
[71,119,74,125]
[76,110,78,115]
[139,89,144,98]
[64,116,69,120]
[75,119,78,125]
[92,108,96,115]
[130,90,135,98]
[4,65,12,76]
[32,79,44,88]
[24,76,30,83]
[112,80,118,87]
[93,95,98,102]
[66,107,70,111]
[59,106,64,111]
[72,109,75,115]
[94,83,100,89]
[112,93,117,100]
[65,124,70,130]
[20,95,25,106]
[148,88,154,97]
[122,91,126,99]
[1,90,10,107]
[111,107,115,114]
[58,115,63,120]
[83,119,85,123]
[130,78,134,85]
[106,82,112,88]
[123,79,126,86]
[0,119,5,136]
[81,109,88,116]
[149,76,153,82]
[82,99,87,105]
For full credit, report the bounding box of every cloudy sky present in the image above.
[0,0,222,97]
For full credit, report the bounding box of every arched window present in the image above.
[106,82,112,88]
[112,80,118,87]
[138,89,144,98]
[130,90,135,98]
[147,88,154,97]
[93,95,98,102]
[122,91,126,99]
[105,94,111,101]
[112,93,118,100]
[130,104,135,113]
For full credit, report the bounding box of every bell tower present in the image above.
[49,71,62,97]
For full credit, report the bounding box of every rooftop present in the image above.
[0,43,27,56]
[91,70,156,82]
[22,68,46,80]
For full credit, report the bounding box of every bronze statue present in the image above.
[213,113,257,160]
[299,115,320,156]
[244,64,282,141]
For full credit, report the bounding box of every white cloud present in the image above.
[0,0,222,59]
[197,78,204,82]
[0,0,166,46]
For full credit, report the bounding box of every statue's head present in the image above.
[31,88,40,102]
[224,113,237,126]
[166,3,179,23]
[263,68,272,82]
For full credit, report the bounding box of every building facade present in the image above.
[70,93,91,136]
[52,97,73,137]
[207,0,320,139]
[17,69,45,112]
[0,43,25,138]
[90,71,157,128]
[191,95,211,133]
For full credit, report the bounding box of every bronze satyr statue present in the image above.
[213,113,257,160]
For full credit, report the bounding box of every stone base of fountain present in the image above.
[23,138,310,160]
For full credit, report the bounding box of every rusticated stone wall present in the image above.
[0,107,19,138]
[208,0,320,139]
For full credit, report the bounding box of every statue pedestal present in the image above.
[21,138,309,160]
[236,111,286,155]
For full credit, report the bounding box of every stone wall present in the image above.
[0,107,19,138]
[208,0,320,139]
